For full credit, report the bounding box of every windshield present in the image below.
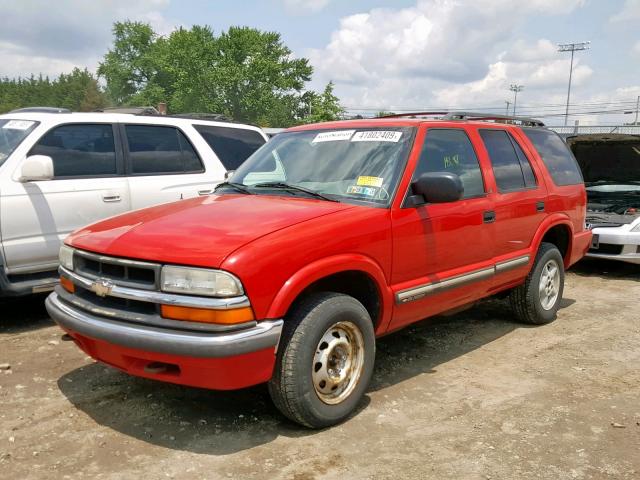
[227,127,415,206]
[0,119,39,167]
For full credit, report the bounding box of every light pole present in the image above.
[509,84,524,116]
[558,41,590,126]
[505,100,511,116]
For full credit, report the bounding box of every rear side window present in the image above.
[30,123,117,177]
[125,125,203,175]
[193,125,265,170]
[479,129,535,192]
[414,128,485,198]
[511,135,537,188]
[523,128,583,186]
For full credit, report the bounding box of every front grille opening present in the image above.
[101,262,125,278]
[75,287,157,315]
[81,258,101,275]
[590,244,623,255]
[128,268,155,284]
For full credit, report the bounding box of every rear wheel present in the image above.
[268,292,375,428]
[509,242,564,325]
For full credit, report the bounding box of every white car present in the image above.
[0,111,267,296]
[586,183,640,264]
[567,133,640,264]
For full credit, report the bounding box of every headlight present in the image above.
[59,245,74,271]
[161,266,243,297]
[631,222,640,232]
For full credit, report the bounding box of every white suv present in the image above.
[0,111,267,296]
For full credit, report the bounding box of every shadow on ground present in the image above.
[58,296,573,455]
[570,257,639,281]
[0,294,52,334]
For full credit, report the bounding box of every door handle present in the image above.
[198,189,214,196]
[483,210,496,223]
[536,201,545,212]
[102,194,121,203]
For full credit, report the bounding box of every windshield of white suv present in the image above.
[0,119,39,167]
[225,127,415,206]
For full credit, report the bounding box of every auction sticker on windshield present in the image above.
[2,120,35,130]
[312,130,355,143]
[357,176,384,187]
[351,131,402,142]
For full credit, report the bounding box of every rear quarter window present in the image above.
[523,129,583,186]
[193,125,266,170]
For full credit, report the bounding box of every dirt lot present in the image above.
[1,259,638,480]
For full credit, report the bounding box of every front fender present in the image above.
[265,254,393,335]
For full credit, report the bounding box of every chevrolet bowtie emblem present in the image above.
[91,278,114,297]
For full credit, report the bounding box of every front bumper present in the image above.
[586,227,640,265]
[46,291,284,389]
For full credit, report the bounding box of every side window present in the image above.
[479,129,529,192]
[193,124,266,170]
[413,129,485,199]
[125,125,204,175]
[522,128,583,186]
[509,134,537,188]
[30,124,116,177]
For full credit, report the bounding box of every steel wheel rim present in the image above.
[312,321,365,405]
[539,259,560,310]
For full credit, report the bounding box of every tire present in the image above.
[509,242,565,325]
[268,292,376,428]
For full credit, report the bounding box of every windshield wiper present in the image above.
[252,182,339,202]
[214,182,254,195]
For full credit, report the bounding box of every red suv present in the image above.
[46,113,591,428]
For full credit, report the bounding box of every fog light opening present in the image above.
[143,361,180,376]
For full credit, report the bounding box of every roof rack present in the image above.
[379,111,545,127]
[9,106,71,114]
[95,106,160,115]
[168,113,233,122]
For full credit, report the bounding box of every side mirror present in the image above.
[410,172,464,205]
[19,155,54,182]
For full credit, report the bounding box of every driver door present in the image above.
[390,128,496,329]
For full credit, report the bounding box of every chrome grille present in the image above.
[74,249,160,290]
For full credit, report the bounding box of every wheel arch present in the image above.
[532,215,574,268]
[266,254,392,334]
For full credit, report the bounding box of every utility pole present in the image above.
[509,84,524,116]
[558,41,590,126]
[505,100,511,116]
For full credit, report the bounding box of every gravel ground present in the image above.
[1,258,638,480]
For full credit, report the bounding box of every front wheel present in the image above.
[268,293,375,428]
[509,242,565,325]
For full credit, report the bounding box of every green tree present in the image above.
[97,21,157,105]
[98,21,337,126]
[0,68,106,113]
[302,82,343,124]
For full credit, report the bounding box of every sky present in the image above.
[0,0,639,125]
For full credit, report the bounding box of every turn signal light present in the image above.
[160,305,254,325]
[60,276,75,293]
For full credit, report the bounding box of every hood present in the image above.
[67,194,356,268]
[568,134,640,184]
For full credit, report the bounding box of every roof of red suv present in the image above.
[287,118,537,132]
